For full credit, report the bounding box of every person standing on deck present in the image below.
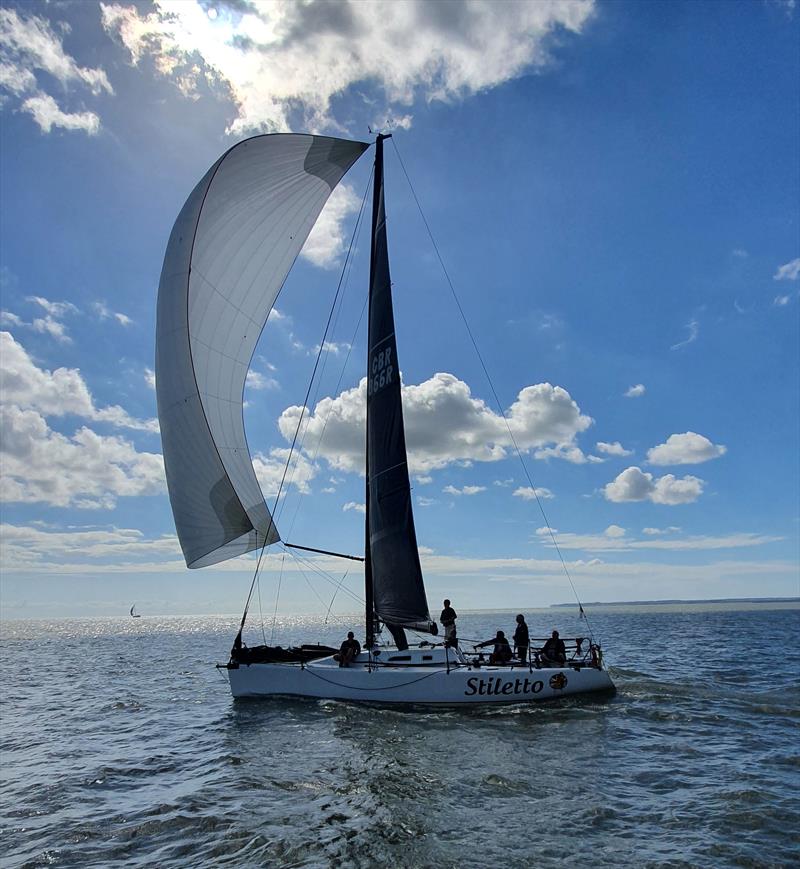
[513,614,529,662]
[440,599,458,648]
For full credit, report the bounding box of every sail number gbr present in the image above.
[368,345,395,396]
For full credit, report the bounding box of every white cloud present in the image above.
[670,318,699,350]
[647,432,726,466]
[0,523,179,570]
[21,92,101,135]
[513,486,554,500]
[311,340,352,357]
[100,0,595,134]
[731,248,748,258]
[443,484,486,496]
[0,311,23,327]
[278,373,593,475]
[0,8,112,135]
[0,405,164,509]
[624,384,646,398]
[246,370,279,391]
[0,8,112,94]
[535,525,781,552]
[252,447,317,496]
[342,501,366,514]
[773,258,800,281]
[92,301,133,326]
[1,332,158,432]
[603,466,705,505]
[642,526,681,535]
[27,296,78,318]
[144,367,156,389]
[596,441,633,456]
[773,294,792,307]
[301,183,361,269]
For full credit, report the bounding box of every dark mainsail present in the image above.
[364,135,435,645]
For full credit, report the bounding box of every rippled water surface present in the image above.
[2,606,799,868]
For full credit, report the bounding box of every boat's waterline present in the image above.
[227,657,614,704]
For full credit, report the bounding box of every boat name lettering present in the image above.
[369,345,394,396]
[464,676,544,697]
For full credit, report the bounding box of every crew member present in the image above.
[541,629,566,667]
[440,599,458,648]
[476,630,512,665]
[336,631,361,667]
[513,614,529,663]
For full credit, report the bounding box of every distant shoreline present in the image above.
[550,597,800,608]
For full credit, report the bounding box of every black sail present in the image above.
[365,136,434,637]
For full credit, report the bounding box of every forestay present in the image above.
[156,134,368,568]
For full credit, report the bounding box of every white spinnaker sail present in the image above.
[156,134,368,568]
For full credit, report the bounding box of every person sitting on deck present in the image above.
[440,599,458,648]
[541,630,567,667]
[513,614,529,662]
[476,630,513,665]
[336,632,361,667]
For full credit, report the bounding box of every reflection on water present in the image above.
[1,606,798,867]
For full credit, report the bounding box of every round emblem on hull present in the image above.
[549,672,568,690]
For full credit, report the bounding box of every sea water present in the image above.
[1,604,798,868]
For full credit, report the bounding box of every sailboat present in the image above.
[130,603,141,618]
[155,133,614,704]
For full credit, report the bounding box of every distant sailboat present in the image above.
[130,604,141,619]
[155,133,614,704]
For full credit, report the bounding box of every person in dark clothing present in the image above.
[541,629,566,666]
[440,599,458,647]
[513,614,529,662]
[336,631,361,667]
[476,630,512,665]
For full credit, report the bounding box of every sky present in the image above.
[1,0,798,623]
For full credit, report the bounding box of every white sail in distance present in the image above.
[156,134,368,568]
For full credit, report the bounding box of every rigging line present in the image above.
[270,553,285,645]
[287,166,375,537]
[389,137,593,637]
[279,544,364,606]
[237,164,374,637]
[257,573,267,645]
[325,570,348,624]
[283,547,335,611]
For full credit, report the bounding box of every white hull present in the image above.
[227,654,614,705]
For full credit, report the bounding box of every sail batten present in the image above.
[156,134,368,569]
[365,135,434,633]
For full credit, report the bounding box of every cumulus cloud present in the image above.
[0,7,112,134]
[773,257,800,281]
[603,466,704,505]
[342,501,366,514]
[443,484,486,496]
[101,0,595,134]
[301,183,361,269]
[278,373,593,475]
[647,432,726,466]
[252,447,318,496]
[596,441,633,456]
[513,486,554,500]
[0,404,164,508]
[1,332,158,432]
[624,384,645,398]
